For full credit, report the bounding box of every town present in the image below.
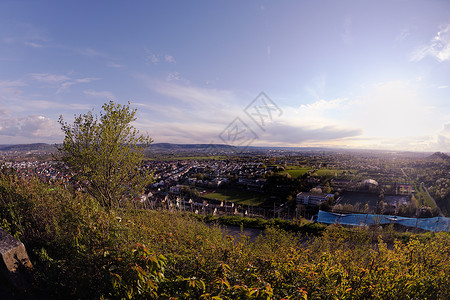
[1,143,449,223]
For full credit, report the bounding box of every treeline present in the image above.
[1,172,449,299]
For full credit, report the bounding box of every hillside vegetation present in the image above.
[0,172,449,299]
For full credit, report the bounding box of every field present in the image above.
[414,184,436,208]
[282,166,310,177]
[312,168,346,176]
[202,188,266,206]
[282,166,349,178]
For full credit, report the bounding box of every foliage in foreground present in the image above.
[0,173,449,299]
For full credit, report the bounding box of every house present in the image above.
[296,192,331,206]
[396,183,413,195]
[169,184,186,194]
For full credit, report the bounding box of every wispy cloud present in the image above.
[395,28,410,43]
[106,62,123,68]
[20,100,91,111]
[341,17,352,44]
[134,76,364,146]
[145,49,177,65]
[305,74,327,100]
[264,123,362,144]
[410,24,450,62]
[83,89,116,100]
[56,77,99,94]
[164,54,176,64]
[166,72,181,81]
[300,98,350,112]
[25,42,45,48]
[29,73,70,83]
[0,80,26,98]
[26,73,99,94]
[145,49,159,64]
[76,47,107,58]
[138,75,239,109]
[1,22,49,47]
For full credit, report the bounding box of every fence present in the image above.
[317,210,450,232]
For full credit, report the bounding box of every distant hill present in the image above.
[149,143,231,150]
[427,152,450,161]
[0,142,445,158]
[0,143,57,152]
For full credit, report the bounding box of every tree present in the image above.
[57,101,153,209]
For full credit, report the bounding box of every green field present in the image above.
[202,188,266,206]
[312,169,346,176]
[414,184,436,208]
[282,166,310,178]
[282,166,348,178]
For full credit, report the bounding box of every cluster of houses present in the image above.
[3,156,417,219]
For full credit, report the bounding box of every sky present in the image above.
[0,0,449,152]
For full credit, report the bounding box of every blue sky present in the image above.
[0,0,449,152]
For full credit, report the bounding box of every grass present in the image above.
[414,184,436,208]
[202,188,266,206]
[196,214,327,236]
[282,166,309,178]
[2,172,449,299]
[282,166,349,178]
[312,168,348,176]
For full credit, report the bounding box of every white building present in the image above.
[296,192,331,206]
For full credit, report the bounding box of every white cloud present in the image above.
[0,80,26,99]
[145,49,159,64]
[1,22,49,46]
[137,120,224,144]
[145,49,178,65]
[26,73,99,94]
[138,75,239,109]
[83,89,116,100]
[76,47,106,58]
[0,112,61,139]
[164,54,176,64]
[134,75,445,151]
[75,77,98,84]
[25,42,44,48]
[19,100,91,111]
[274,80,448,151]
[410,24,450,62]
[264,123,362,144]
[166,72,181,81]
[134,77,364,146]
[29,73,70,83]
[438,85,448,89]
[300,98,350,111]
[436,123,450,151]
[107,62,123,68]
